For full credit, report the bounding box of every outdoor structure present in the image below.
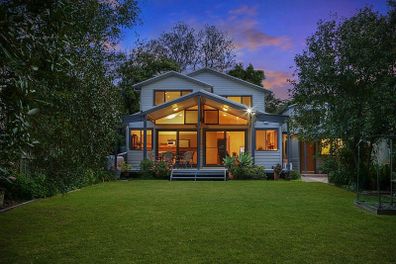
[355,136,396,215]
[123,68,290,178]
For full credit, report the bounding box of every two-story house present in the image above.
[123,68,290,178]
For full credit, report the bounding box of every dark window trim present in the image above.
[203,128,248,167]
[129,128,153,151]
[255,128,279,151]
[153,89,193,106]
[155,129,198,161]
[220,95,253,107]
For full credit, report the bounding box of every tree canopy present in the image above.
[133,22,236,72]
[228,63,282,113]
[0,0,139,190]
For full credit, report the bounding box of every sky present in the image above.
[119,0,389,99]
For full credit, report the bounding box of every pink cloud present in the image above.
[222,6,292,51]
[228,5,257,16]
[262,70,292,99]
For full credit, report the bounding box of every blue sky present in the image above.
[119,0,389,99]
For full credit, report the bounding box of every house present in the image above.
[123,68,291,176]
[280,104,337,174]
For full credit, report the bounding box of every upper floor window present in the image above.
[154,90,192,105]
[225,96,252,107]
[256,129,278,151]
[130,129,152,150]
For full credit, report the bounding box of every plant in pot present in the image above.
[273,164,282,180]
[120,161,132,179]
[223,156,236,180]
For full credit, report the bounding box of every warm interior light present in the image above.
[165,114,177,119]
[222,107,228,111]
[173,107,179,111]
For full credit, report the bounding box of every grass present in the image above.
[1,180,396,264]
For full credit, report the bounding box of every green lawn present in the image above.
[1,181,396,263]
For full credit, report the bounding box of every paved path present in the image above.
[301,175,328,183]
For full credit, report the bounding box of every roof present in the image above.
[132,71,213,90]
[123,89,288,124]
[188,68,271,94]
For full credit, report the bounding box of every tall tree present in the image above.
[133,22,236,71]
[290,4,396,175]
[1,0,139,186]
[228,63,282,113]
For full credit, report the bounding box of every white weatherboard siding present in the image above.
[255,151,282,169]
[139,76,211,111]
[127,150,153,169]
[190,72,266,112]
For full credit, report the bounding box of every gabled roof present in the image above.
[123,89,288,124]
[132,71,213,90]
[188,68,271,94]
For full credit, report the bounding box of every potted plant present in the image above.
[273,164,282,180]
[119,161,132,179]
[223,156,236,180]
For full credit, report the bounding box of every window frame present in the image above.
[255,128,279,151]
[129,128,153,151]
[153,89,193,106]
[221,95,253,107]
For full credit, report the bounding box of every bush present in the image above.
[289,170,301,180]
[140,159,154,178]
[320,156,338,174]
[152,161,171,179]
[8,173,51,200]
[224,153,266,180]
[139,159,171,179]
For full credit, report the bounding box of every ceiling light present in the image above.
[165,114,177,119]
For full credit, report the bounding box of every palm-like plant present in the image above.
[237,153,253,167]
[223,156,235,169]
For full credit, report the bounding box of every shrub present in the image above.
[140,159,154,178]
[289,170,301,180]
[9,173,50,200]
[152,160,171,179]
[225,153,266,180]
[320,156,338,174]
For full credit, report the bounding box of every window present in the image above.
[154,90,192,105]
[256,129,278,151]
[204,110,219,124]
[185,110,198,124]
[219,111,247,125]
[225,96,252,107]
[130,129,152,150]
[156,111,184,124]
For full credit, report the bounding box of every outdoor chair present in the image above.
[180,151,194,168]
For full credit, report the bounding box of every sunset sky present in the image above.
[120,0,389,99]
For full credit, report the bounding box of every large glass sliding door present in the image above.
[157,130,197,165]
[205,130,246,166]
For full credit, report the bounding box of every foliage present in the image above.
[152,161,171,179]
[228,63,265,86]
[0,0,140,198]
[227,63,282,113]
[140,159,155,178]
[289,170,301,180]
[118,52,180,114]
[290,3,396,186]
[134,22,236,71]
[139,159,171,179]
[120,161,132,172]
[225,153,266,180]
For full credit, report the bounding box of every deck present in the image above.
[170,167,227,181]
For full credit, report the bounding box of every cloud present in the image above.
[222,6,292,51]
[262,70,292,99]
[228,5,257,17]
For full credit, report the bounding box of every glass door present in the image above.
[205,130,245,166]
